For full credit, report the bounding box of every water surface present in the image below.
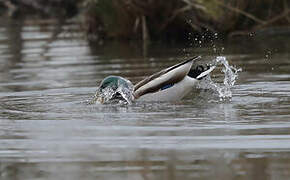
[0,18,290,180]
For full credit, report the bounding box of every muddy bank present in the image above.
[1,0,290,42]
[82,0,290,42]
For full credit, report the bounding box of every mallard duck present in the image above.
[94,56,215,103]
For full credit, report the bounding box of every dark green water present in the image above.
[0,19,290,180]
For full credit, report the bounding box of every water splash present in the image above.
[89,56,240,104]
[90,77,134,105]
[198,56,241,100]
[117,80,134,104]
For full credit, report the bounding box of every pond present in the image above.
[0,18,290,179]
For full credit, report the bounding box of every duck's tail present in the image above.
[188,65,216,80]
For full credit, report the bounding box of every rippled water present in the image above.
[0,18,290,180]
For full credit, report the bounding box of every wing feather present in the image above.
[134,56,201,98]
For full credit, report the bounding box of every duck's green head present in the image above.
[95,76,133,104]
[99,76,120,91]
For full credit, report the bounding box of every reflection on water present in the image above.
[0,18,290,180]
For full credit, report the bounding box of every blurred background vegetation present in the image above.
[1,0,290,42]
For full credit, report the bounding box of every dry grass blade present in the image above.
[216,1,266,25]
[182,0,206,11]
[254,9,290,29]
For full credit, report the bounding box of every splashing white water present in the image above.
[117,80,134,104]
[90,56,240,105]
[198,56,241,100]
[91,77,134,105]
